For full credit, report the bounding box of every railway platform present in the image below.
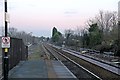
[8,60,77,80]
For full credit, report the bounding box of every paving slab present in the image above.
[9,60,77,80]
[9,60,48,79]
[51,60,77,78]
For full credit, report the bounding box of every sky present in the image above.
[0,0,120,37]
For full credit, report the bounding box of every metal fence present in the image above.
[0,37,28,78]
[8,37,28,69]
[0,37,2,78]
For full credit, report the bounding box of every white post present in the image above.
[118,1,120,21]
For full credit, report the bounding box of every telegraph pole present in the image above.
[3,0,9,80]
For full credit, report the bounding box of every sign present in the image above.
[1,37,10,48]
[5,13,10,23]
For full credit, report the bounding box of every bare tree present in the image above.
[87,11,118,41]
[8,27,18,37]
[95,11,117,33]
[64,29,74,39]
[74,27,82,37]
[7,27,41,45]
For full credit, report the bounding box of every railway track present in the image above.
[50,44,120,79]
[66,48,120,69]
[61,49,120,76]
[45,43,120,80]
[43,44,102,80]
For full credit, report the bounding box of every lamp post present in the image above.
[3,0,9,80]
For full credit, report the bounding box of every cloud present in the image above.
[8,0,37,11]
[64,9,78,15]
[0,0,3,11]
[64,11,78,14]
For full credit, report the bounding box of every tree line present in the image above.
[51,11,120,56]
[0,27,42,46]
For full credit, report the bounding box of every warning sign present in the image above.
[1,37,10,48]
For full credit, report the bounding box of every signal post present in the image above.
[1,0,10,80]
